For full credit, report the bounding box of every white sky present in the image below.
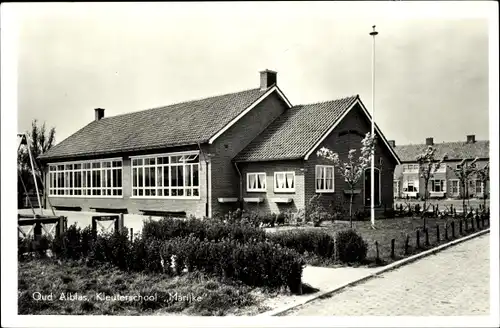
[12,2,492,146]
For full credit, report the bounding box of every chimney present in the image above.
[466,135,475,143]
[425,137,434,146]
[94,108,105,121]
[259,69,277,90]
[388,140,396,148]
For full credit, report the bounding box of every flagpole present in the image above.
[369,25,378,228]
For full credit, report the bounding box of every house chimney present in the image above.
[425,137,434,146]
[466,134,475,143]
[259,69,277,90]
[388,140,396,148]
[94,108,105,121]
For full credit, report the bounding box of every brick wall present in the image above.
[238,160,305,215]
[304,103,397,215]
[208,91,289,217]
[43,145,209,218]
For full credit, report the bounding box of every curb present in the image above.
[259,228,490,317]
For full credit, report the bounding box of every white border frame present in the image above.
[246,172,267,192]
[315,165,335,193]
[273,171,296,193]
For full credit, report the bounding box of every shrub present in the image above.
[335,229,368,263]
[141,217,266,243]
[276,213,286,226]
[161,236,304,292]
[267,229,335,258]
[52,224,93,260]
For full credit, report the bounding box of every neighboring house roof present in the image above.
[394,141,490,162]
[234,96,401,164]
[40,86,290,160]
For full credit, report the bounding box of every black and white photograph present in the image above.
[1,1,499,327]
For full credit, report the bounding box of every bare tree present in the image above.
[416,146,444,230]
[317,133,375,229]
[445,157,478,216]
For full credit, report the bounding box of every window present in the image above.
[403,179,418,193]
[393,180,400,197]
[274,172,295,192]
[403,164,419,174]
[475,179,483,194]
[247,172,266,192]
[430,179,446,192]
[131,152,199,198]
[315,165,334,192]
[48,159,122,197]
[450,179,460,196]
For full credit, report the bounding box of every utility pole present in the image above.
[369,25,378,229]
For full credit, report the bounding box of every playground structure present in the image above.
[17,133,67,240]
[17,133,125,240]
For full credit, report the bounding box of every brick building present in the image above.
[391,136,489,200]
[39,70,400,218]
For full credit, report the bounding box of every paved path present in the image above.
[287,234,490,316]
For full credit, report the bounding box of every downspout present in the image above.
[233,161,243,211]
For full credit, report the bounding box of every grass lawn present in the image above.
[18,259,280,316]
[269,215,488,267]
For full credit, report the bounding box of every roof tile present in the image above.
[394,141,489,162]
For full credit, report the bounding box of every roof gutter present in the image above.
[233,161,244,210]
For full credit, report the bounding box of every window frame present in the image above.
[449,179,460,196]
[403,163,420,174]
[393,180,400,197]
[246,172,267,192]
[315,165,335,193]
[274,171,296,193]
[430,179,446,193]
[130,151,200,199]
[48,158,123,198]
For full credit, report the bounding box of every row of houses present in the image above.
[37,70,489,217]
[392,136,489,200]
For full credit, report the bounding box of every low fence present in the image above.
[372,212,490,263]
[18,214,67,240]
[91,214,125,236]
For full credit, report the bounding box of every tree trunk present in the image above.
[423,179,429,230]
[349,193,354,229]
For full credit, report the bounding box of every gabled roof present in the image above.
[40,86,290,160]
[234,96,401,164]
[394,141,489,162]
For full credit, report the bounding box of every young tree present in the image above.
[18,120,56,206]
[475,162,490,210]
[317,132,375,229]
[416,146,445,230]
[445,157,478,216]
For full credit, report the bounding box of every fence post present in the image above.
[451,221,455,239]
[444,223,449,240]
[436,225,440,242]
[476,214,481,230]
[375,241,380,262]
[130,228,133,242]
[56,216,65,239]
[425,228,429,247]
[470,215,475,231]
[416,230,420,249]
[404,234,410,255]
[459,219,463,235]
[450,204,454,217]
[391,239,395,259]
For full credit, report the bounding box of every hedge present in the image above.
[266,229,335,258]
[141,217,266,243]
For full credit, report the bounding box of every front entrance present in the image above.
[364,168,380,206]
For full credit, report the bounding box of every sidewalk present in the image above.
[256,265,378,316]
